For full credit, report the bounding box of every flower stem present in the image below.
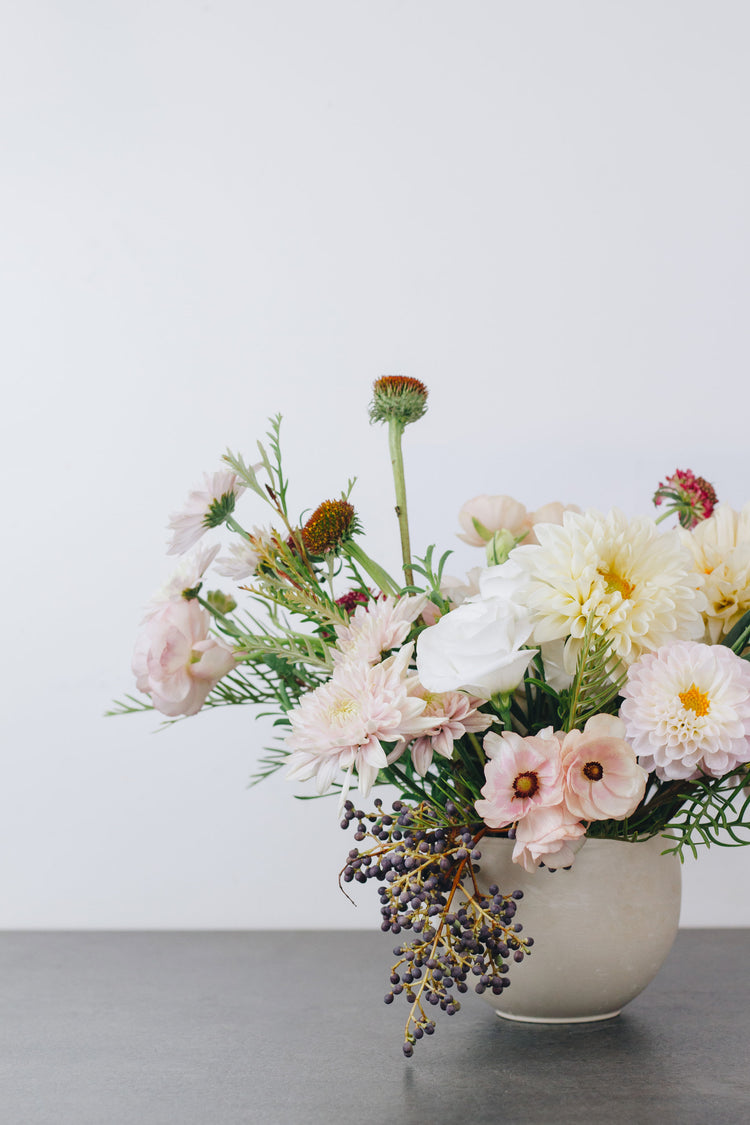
[343,540,400,597]
[388,419,414,586]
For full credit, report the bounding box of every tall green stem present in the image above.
[388,419,414,586]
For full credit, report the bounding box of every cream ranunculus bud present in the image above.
[415,594,537,698]
[485,529,519,567]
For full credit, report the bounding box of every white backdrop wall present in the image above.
[2,1,750,927]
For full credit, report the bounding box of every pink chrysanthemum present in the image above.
[393,690,492,777]
[559,714,648,821]
[285,644,434,798]
[620,642,750,780]
[653,469,717,529]
[475,728,565,829]
[333,594,428,666]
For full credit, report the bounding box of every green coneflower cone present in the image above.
[301,499,358,555]
[369,376,429,427]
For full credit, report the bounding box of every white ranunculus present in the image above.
[416,593,537,698]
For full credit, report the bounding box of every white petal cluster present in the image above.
[681,502,750,642]
[512,509,706,672]
[416,559,537,698]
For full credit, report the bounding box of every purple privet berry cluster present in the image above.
[340,798,532,1055]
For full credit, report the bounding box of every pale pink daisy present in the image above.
[143,543,221,620]
[393,689,492,777]
[167,470,246,555]
[620,642,750,780]
[512,804,587,871]
[475,728,565,829]
[132,599,236,717]
[559,714,648,821]
[215,529,271,580]
[285,644,434,799]
[332,594,428,666]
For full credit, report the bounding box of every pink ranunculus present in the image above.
[457,495,529,546]
[132,599,236,717]
[559,714,648,821]
[474,728,565,829]
[511,804,587,871]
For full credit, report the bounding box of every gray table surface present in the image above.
[1,929,748,1125]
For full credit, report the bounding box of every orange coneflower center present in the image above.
[513,771,540,799]
[373,375,428,398]
[678,683,711,717]
[301,499,356,555]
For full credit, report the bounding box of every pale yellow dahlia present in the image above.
[680,502,750,643]
[512,509,706,672]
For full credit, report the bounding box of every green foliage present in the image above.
[564,616,626,732]
[722,607,750,658]
[660,770,750,859]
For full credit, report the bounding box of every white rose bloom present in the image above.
[416,590,537,699]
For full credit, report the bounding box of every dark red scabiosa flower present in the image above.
[335,588,371,615]
[653,469,718,529]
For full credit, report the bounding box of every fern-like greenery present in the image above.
[563,615,627,732]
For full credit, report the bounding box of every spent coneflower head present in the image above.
[653,469,718,529]
[301,498,358,555]
[369,375,429,427]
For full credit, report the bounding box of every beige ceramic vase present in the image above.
[472,834,682,1023]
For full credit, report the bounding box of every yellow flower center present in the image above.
[327,698,359,725]
[678,683,711,717]
[583,761,604,781]
[598,567,635,601]
[512,771,539,799]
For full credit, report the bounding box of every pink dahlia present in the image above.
[559,714,648,821]
[475,728,565,829]
[620,642,750,780]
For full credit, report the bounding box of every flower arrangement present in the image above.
[115,379,750,1054]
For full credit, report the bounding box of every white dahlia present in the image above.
[620,642,750,780]
[681,502,750,643]
[512,509,705,672]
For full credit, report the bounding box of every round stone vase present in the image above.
[474,835,682,1023]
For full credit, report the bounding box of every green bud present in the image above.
[485,529,522,567]
[205,590,237,615]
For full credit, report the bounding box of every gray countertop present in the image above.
[1,930,748,1125]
